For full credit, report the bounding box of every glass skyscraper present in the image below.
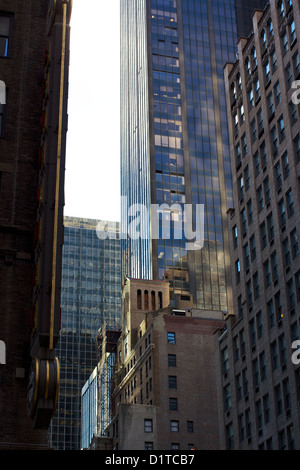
[48,217,121,450]
[121,0,267,311]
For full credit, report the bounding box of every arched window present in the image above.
[144,290,149,310]
[151,291,156,310]
[137,289,142,309]
[158,291,163,309]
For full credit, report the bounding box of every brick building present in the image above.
[0,0,71,448]
[84,277,225,450]
[216,0,300,449]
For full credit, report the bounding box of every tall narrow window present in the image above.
[0,13,12,58]
[151,290,155,310]
[158,291,162,309]
[144,290,149,310]
[137,289,142,309]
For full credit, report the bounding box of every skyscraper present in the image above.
[120,0,267,312]
[48,217,122,450]
[217,0,300,449]
[0,0,71,448]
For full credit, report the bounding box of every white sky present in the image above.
[64,0,121,222]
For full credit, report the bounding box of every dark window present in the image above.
[0,13,13,58]
[168,354,176,367]
[168,376,177,389]
[187,421,194,433]
[169,397,178,410]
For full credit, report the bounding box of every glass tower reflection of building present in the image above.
[48,217,122,450]
[121,0,268,311]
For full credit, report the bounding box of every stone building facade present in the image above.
[216,0,300,449]
[96,277,225,450]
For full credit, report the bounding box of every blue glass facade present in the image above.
[121,0,266,311]
[48,217,121,450]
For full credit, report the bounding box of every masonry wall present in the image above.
[0,0,49,449]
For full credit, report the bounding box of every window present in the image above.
[285,63,293,89]
[235,142,241,167]
[290,19,296,44]
[263,176,271,204]
[244,243,250,270]
[282,30,289,54]
[144,419,153,433]
[222,347,229,373]
[137,289,142,309]
[264,61,271,84]
[253,272,260,300]
[247,199,253,225]
[286,188,294,217]
[171,443,180,450]
[233,225,238,248]
[257,185,264,212]
[249,87,254,108]
[271,251,279,280]
[167,332,176,344]
[271,341,279,370]
[246,279,253,307]
[0,87,6,138]
[240,104,245,123]
[251,118,257,143]
[254,151,260,176]
[145,442,153,450]
[233,112,239,133]
[278,198,286,227]
[0,13,12,58]
[271,50,278,72]
[257,108,264,135]
[271,125,278,153]
[263,394,270,424]
[274,81,281,106]
[282,151,290,179]
[267,299,275,328]
[261,29,267,50]
[241,133,247,157]
[252,47,257,69]
[293,51,300,78]
[250,235,256,261]
[241,208,247,234]
[187,421,194,433]
[238,175,244,199]
[289,101,298,125]
[275,291,282,321]
[268,92,275,119]
[287,278,296,309]
[168,376,177,389]
[283,238,291,267]
[170,420,179,432]
[278,0,285,19]
[264,259,271,287]
[168,354,176,367]
[275,161,282,189]
[224,384,232,411]
[268,18,274,38]
[291,228,299,259]
[245,57,251,76]
[255,78,260,101]
[267,212,275,241]
[260,221,267,249]
[293,134,300,162]
[235,259,241,284]
[169,397,178,410]
[278,116,285,142]
[226,423,234,450]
